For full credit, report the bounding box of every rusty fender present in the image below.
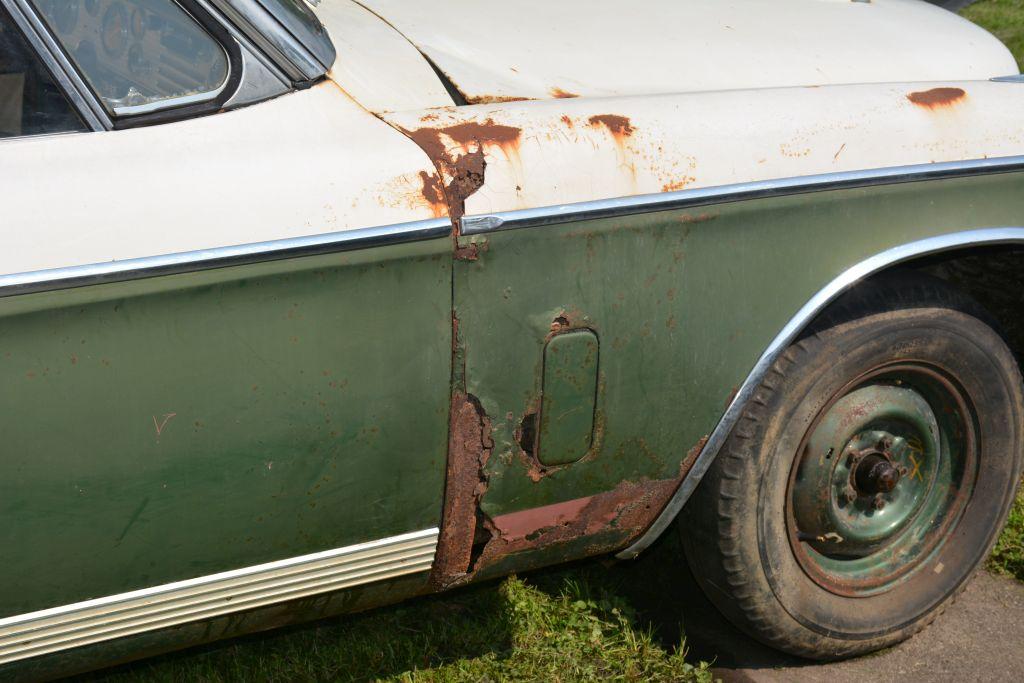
[430,386,710,588]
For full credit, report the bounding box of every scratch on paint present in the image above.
[153,413,177,436]
[115,496,150,545]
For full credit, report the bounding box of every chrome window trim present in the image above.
[209,0,326,83]
[5,0,297,128]
[113,89,225,117]
[460,155,1024,235]
[110,67,232,116]
[0,217,452,298]
[0,528,438,664]
[618,227,1024,560]
[221,38,290,108]
[194,0,292,109]
[2,0,110,130]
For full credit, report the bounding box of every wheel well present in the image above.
[901,246,1024,361]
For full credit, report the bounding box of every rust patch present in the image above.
[662,178,695,193]
[466,426,699,576]
[418,171,446,218]
[678,212,718,224]
[402,119,522,221]
[724,385,740,410]
[454,238,489,262]
[906,87,967,110]
[588,114,635,142]
[550,87,579,99]
[472,475,682,572]
[466,95,534,104]
[560,115,574,129]
[491,497,594,540]
[679,435,710,482]
[430,392,494,589]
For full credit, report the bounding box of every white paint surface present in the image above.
[0,83,444,276]
[383,81,1024,217]
[356,0,1018,103]
[317,0,453,112]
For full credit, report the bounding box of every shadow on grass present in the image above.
[77,578,517,682]
[78,533,734,682]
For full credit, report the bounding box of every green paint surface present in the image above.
[538,330,599,466]
[0,239,452,617]
[455,172,1024,521]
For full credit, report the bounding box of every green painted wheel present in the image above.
[681,274,1024,660]
[787,364,975,596]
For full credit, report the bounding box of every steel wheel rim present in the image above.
[785,362,978,597]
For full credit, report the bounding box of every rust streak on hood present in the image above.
[466,95,535,104]
[906,87,967,110]
[588,114,635,139]
[550,87,579,99]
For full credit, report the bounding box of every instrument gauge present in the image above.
[131,8,147,38]
[101,3,128,57]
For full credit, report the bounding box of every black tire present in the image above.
[681,272,1024,660]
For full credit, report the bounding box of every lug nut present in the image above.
[872,494,886,511]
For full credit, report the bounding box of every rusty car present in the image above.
[2,0,1024,676]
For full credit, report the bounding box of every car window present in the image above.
[32,0,229,116]
[254,0,334,68]
[0,5,87,138]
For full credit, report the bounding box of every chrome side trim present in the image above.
[618,227,1024,560]
[0,217,451,298]
[992,74,1024,83]
[460,155,1024,235]
[0,528,438,664]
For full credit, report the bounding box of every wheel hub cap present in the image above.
[786,365,974,596]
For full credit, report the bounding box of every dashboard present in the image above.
[34,0,228,112]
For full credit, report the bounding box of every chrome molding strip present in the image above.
[618,227,1024,560]
[0,528,438,664]
[0,217,451,298]
[461,155,1024,235]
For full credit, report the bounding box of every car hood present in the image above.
[338,0,1017,104]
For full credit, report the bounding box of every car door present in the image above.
[0,0,451,663]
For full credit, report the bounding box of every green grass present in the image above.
[989,488,1024,580]
[87,546,713,682]
[963,0,1024,70]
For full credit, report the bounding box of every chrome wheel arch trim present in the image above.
[460,155,1024,235]
[0,217,452,298]
[0,528,438,664]
[617,227,1024,560]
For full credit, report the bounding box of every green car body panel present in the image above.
[0,240,452,616]
[445,171,1024,582]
